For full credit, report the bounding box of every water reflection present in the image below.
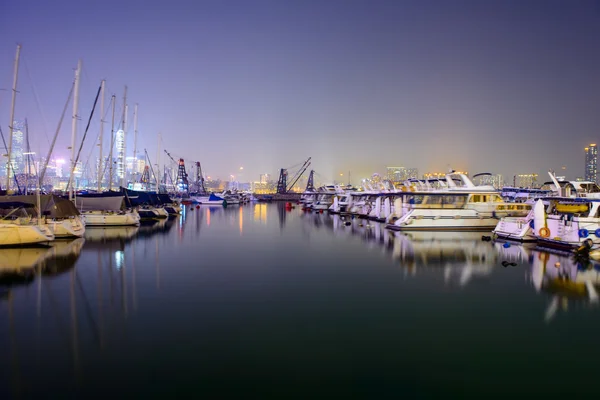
[137,218,175,238]
[306,212,500,285]
[84,226,139,247]
[529,249,600,322]
[305,211,600,322]
[253,203,267,223]
[5,204,600,398]
[0,239,85,290]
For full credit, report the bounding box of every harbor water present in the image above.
[1,203,600,398]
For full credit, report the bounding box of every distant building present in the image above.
[479,174,504,189]
[585,144,597,182]
[516,174,538,188]
[386,167,418,183]
[116,129,125,180]
[11,121,24,173]
[423,171,468,180]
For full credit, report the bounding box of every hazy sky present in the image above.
[1,0,600,184]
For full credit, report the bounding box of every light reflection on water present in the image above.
[1,204,600,397]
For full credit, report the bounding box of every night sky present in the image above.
[1,0,600,184]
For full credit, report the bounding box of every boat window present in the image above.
[471,195,481,203]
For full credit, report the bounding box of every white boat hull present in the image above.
[0,223,54,246]
[389,209,500,231]
[81,210,140,226]
[50,216,86,238]
[493,217,536,242]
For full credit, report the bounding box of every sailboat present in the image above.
[0,202,54,245]
[0,45,55,246]
[74,82,139,226]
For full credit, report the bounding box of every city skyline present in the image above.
[1,0,600,183]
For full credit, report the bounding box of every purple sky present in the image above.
[1,0,600,184]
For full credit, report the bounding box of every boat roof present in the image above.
[0,201,35,209]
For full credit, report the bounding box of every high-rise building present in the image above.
[585,144,597,182]
[10,120,24,175]
[386,167,418,183]
[479,174,504,189]
[516,174,538,188]
[116,129,125,180]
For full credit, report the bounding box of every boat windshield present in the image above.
[414,194,468,208]
[0,206,32,220]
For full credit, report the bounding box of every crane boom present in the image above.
[287,157,311,192]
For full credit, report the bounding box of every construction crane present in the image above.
[193,161,207,194]
[164,149,189,194]
[276,157,311,194]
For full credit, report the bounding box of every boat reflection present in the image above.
[0,246,53,287]
[529,249,600,322]
[137,218,175,238]
[390,231,499,285]
[83,226,140,250]
[306,212,504,286]
[0,238,85,295]
[44,238,85,276]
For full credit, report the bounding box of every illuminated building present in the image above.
[11,121,24,173]
[585,144,597,183]
[516,174,538,188]
[423,171,468,179]
[386,166,418,183]
[116,129,125,180]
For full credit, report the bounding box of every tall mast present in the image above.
[97,79,105,191]
[120,86,128,188]
[133,103,138,180]
[108,95,116,191]
[6,44,21,193]
[156,132,161,189]
[68,59,82,201]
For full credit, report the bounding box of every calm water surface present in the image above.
[1,203,600,398]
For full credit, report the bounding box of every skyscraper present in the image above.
[116,129,125,180]
[585,144,597,182]
[386,166,418,183]
[11,120,24,174]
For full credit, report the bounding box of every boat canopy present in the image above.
[75,193,126,212]
[0,195,80,217]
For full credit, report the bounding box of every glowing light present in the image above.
[56,159,66,164]
[239,167,244,170]
[115,250,124,269]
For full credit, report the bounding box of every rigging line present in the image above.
[21,55,51,147]
[82,94,115,179]
[66,84,101,192]
[0,125,21,192]
[39,81,75,186]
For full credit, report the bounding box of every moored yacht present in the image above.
[386,172,526,231]
[75,192,140,226]
[0,194,84,238]
[0,202,55,246]
[533,197,600,249]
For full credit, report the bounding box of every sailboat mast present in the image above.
[24,118,31,195]
[6,44,21,193]
[98,79,105,192]
[120,86,128,189]
[68,59,82,201]
[156,132,161,190]
[133,103,138,180]
[108,95,116,191]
